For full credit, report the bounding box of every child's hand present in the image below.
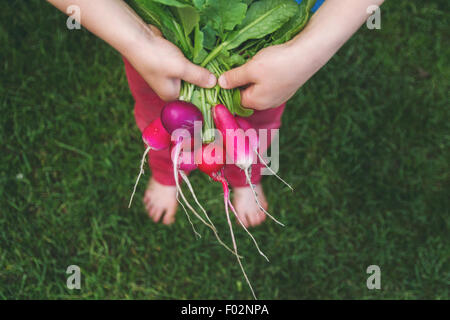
[126,25,217,101]
[47,0,216,102]
[218,42,320,110]
[219,0,385,110]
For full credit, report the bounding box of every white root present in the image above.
[244,168,285,227]
[180,171,242,259]
[228,199,269,262]
[255,150,294,191]
[224,195,257,300]
[173,141,217,232]
[128,146,151,208]
[176,190,201,239]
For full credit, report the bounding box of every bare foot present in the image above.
[143,178,178,225]
[232,184,268,228]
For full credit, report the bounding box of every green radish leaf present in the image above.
[193,25,208,63]
[218,52,246,68]
[191,89,202,110]
[151,0,192,8]
[201,24,217,50]
[177,6,199,36]
[233,90,254,117]
[271,0,312,45]
[129,0,179,43]
[203,0,248,33]
[225,0,298,50]
[192,0,206,10]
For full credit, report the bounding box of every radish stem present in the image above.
[128,146,151,208]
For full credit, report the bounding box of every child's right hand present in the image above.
[48,0,216,102]
[125,25,217,101]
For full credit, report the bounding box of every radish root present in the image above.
[255,150,293,191]
[177,190,201,238]
[179,171,242,259]
[213,173,257,300]
[228,199,269,262]
[128,146,151,208]
[244,168,285,227]
[172,140,221,238]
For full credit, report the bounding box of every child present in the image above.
[48,0,384,227]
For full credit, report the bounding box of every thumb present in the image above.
[218,64,254,89]
[179,60,217,88]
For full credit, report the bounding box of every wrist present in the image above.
[119,22,156,61]
[288,26,338,68]
[283,34,331,87]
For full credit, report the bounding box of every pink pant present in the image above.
[123,57,286,187]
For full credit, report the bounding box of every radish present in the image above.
[236,117,294,192]
[161,101,221,236]
[194,142,226,177]
[195,143,264,299]
[209,169,257,300]
[128,117,171,208]
[161,100,203,136]
[212,105,286,226]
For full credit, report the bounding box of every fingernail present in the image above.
[208,74,217,87]
[218,75,227,88]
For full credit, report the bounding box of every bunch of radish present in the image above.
[128,100,293,299]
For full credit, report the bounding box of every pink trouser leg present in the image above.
[123,57,286,187]
[123,57,176,186]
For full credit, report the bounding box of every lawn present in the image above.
[0,0,448,299]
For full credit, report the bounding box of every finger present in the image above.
[179,59,216,88]
[219,64,255,89]
[240,85,271,110]
[240,85,259,110]
[151,78,180,101]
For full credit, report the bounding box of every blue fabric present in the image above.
[294,0,325,13]
[311,0,325,12]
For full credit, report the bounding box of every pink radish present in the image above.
[128,118,171,208]
[195,143,261,299]
[236,117,293,192]
[172,147,197,172]
[212,105,285,226]
[194,142,226,177]
[161,101,203,136]
[160,101,228,240]
[209,170,257,300]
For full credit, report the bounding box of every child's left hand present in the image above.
[218,42,323,110]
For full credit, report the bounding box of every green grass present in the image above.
[0,1,448,299]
